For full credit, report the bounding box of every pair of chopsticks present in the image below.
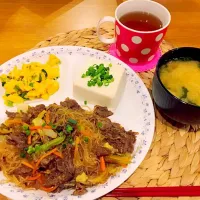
[106,186,200,197]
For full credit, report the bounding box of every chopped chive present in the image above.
[41,69,48,78]
[22,125,29,131]
[5,94,10,97]
[97,122,103,128]
[29,82,34,87]
[14,85,21,91]
[68,136,73,144]
[84,100,87,105]
[66,124,73,133]
[25,130,31,136]
[62,143,67,149]
[35,144,41,152]
[1,82,6,87]
[77,125,82,131]
[68,118,77,125]
[7,100,13,107]
[83,137,89,143]
[42,122,46,127]
[81,63,114,87]
[20,152,26,158]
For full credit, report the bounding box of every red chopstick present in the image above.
[106,186,200,197]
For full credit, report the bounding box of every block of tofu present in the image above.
[73,59,126,109]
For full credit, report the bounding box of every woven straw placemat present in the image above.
[1,27,199,200]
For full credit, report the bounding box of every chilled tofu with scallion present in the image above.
[73,59,126,109]
[0,54,60,107]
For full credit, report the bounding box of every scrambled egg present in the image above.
[0,54,60,107]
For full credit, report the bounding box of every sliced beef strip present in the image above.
[73,183,87,196]
[94,146,111,157]
[6,111,17,119]
[27,104,46,119]
[93,106,113,118]
[97,118,112,131]
[12,166,32,177]
[60,98,82,110]
[6,110,32,124]
[102,123,137,154]
[7,133,28,149]
[56,145,75,174]
[41,145,75,187]
[40,154,56,168]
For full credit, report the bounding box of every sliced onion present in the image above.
[32,118,45,126]
[17,103,29,113]
[43,129,57,138]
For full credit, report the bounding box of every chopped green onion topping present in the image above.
[83,137,89,143]
[27,146,35,154]
[42,122,46,127]
[14,85,21,91]
[41,69,48,78]
[68,136,73,144]
[19,91,28,99]
[35,144,41,152]
[1,82,6,87]
[97,122,103,128]
[84,100,87,105]
[82,63,114,87]
[77,125,82,131]
[58,131,64,137]
[66,124,73,133]
[23,125,29,131]
[49,122,57,129]
[68,118,77,125]
[29,82,34,87]
[7,100,13,107]
[20,152,26,158]
[25,130,31,136]
[62,143,67,149]
[5,94,10,97]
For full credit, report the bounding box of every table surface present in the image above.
[0,0,200,64]
[0,0,200,199]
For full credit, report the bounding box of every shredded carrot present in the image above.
[34,148,58,172]
[37,174,44,184]
[100,156,106,172]
[26,173,41,181]
[121,164,127,168]
[53,151,63,159]
[30,125,51,130]
[45,111,50,124]
[27,134,32,145]
[22,161,34,170]
[80,129,91,136]
[40,185,58,192]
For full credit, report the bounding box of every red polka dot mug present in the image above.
[97,0,171,65]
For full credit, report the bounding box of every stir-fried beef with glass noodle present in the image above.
[0,98,137,194]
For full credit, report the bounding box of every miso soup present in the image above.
[160,59,200,106]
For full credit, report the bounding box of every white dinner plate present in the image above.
[0,46,155,200]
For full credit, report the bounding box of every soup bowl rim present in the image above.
[155,46,200,110]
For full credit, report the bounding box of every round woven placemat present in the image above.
[1,27,199,200]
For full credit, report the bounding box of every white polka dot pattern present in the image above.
[129,57,138,64]
[121,44,129,52]
[132,36,142,44]
[141,48,151,55]
[116,25,120,35]
[148,55,155,61]
[155,33,163,42]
